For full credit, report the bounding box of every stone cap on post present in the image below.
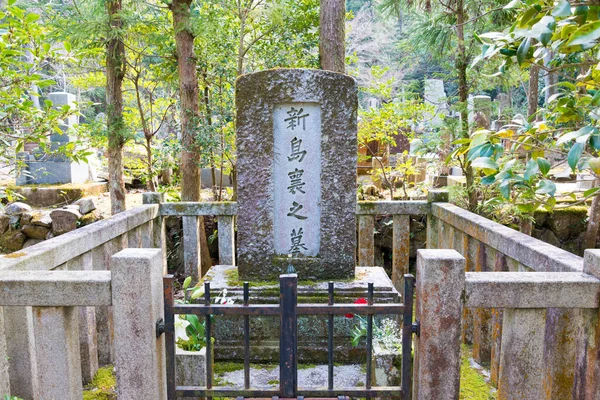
[584,249,600,278]
[427,189,449,203]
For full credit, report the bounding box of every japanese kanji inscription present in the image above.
[273,103,321,258]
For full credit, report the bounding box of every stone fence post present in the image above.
[111,248,167,399]
[426,190,448,250]
[574,249,600,399]
[143,192,167,273]
[413,249,465,400]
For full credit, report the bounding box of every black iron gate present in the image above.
[162,273,415,400]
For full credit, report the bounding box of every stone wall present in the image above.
[0,199,102,253]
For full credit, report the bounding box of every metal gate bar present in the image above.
[163,273,415,400]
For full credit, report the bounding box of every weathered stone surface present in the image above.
[31,306,82,400]
[498,308,546,400]
[413,250,465,400]
[5,202,32,215]
[547,207,587,241]
[30,211,52,227]
[176,347,207,400]
[431,202,584,273]
[74,197,96,214]
[236,69,357,280]
[50,208,82,236]
[79,210,102,227]
[21,224,50,240]
[23,238,44,248]
[0,229,26,251]
[0,215,8,236]
[20,212,32,225]
[0,270,111,306]
[573,249,600,399]
[142,191,164,205]
[111,248,166,399]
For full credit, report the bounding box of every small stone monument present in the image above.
[16,92,89,185]
[236,69,358,280]
[424,79,448,125]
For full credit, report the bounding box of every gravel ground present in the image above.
[216,364,366,389]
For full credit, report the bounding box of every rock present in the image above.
[46,231,54,240]
[30,211,52,227]
[79,210,103,227]
[0,229,27,251]
[363,184,380,197]
[4,202,32,215]
[539,229,562,248]
[23,238,44,249]
[21,224,51,240]
[64,205,81,211]
[547,207,588,241]
[74,197,97,215]
[50,209,82,236]
[0,215,9,236]
[20,212,33,225]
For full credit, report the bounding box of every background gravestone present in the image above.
[16,92,90,185]
[236,69,358,280]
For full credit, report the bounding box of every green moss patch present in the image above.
[460,346,496,400]
[83,366,116,400]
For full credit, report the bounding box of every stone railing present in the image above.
[0,199,163,398]
[1,190,599,399]
[0,248,167,399]
[356,200,429,290]
[414,249,600,400]
[424,190,600,400]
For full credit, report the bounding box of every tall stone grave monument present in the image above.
[236,69,358,280]
[16,92,89,185]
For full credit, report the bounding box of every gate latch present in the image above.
[156,318,165,338]
[412,320,420,337]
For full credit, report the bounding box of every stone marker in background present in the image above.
[424,79,447,126]
[16,92,90,185]
[236,69,357,280]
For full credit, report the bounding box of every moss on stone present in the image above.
[83,365,116,400]
[214,361,245,375]
[459,345,496,400]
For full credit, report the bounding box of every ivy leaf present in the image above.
[568,142,585,171]
[517,37,532,66]
[504,0,522,9]
[536,180,557,196]
[471,157,499,171]
[499,180,511,199]
[557,126,596,145]
[552,0,571,17]
[537,157,551,176]
[481,175,497,185]
[590,134,600,150]
[566,21,600,47]
[524,159,539,183]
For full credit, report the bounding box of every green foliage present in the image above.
[459,346,497,399]
[472,0,600,215]
[0,3,90,174]
[83,366,117,400]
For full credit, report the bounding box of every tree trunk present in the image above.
[455,0,477,211]
[172,0,212,277]
[528,65,539,120]
[145,137,156,191]
[584,180,600,250]
[319,0,346,73]
[106,0,127,214]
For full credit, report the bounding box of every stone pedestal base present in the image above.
[202,265,401,364]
